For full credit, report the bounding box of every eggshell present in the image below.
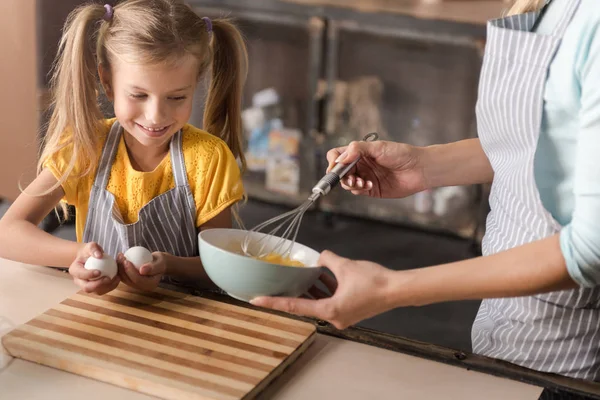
[124,246,153,270]
[84,254,117,280]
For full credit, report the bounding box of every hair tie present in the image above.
[103,4,114,22]
[202,17,212,33]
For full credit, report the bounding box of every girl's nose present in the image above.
[145,98,167,124]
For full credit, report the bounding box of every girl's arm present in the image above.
[0,169,83,267]
[119,207,233,291]
[164,207,233,286]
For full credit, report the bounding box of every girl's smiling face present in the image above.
[100,54,198,151]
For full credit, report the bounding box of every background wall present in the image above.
[0,0,39,201]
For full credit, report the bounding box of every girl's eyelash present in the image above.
[129,94,186,100]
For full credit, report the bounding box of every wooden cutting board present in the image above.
[2,284,316,400]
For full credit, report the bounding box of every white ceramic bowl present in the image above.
[198,228,323,302]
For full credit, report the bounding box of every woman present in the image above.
[252,0,600,383]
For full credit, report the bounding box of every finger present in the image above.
[326,147,347,171]
[340,181,353,191]
[308,286,329,300]
[140,260,166,276]
[73,278,88,290]
[96,276,121,296]
[342,176,371,192]
[118,260,137,287]
[318,250,350,274]
[119,270,136,288]
[346,175,355,187]
[139,264,153,276]
[355,177,364,189]
[87,242,104,259]
[70,263,101,280]
[124,260,157,290]
[336,141,370,165]
[81,277,112,293]
[319,272,338,293]
[340,176,361,192]
[123,260,143,283]
[250,296,324,319]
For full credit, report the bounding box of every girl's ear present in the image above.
[98,63,113,101]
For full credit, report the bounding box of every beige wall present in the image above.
[0,0,38,201]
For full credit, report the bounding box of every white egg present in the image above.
[84,254,117,280]
[124,246,153,270]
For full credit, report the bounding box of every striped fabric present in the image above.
[472,0,600,380]
[82,121,198,259]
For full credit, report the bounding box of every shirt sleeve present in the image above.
[560,18,600,287]
[42,143,80,205]
[193,139,245,227]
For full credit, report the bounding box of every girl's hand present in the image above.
[117,251,167,292]
[251,250,404,330]
[68,242,120,295]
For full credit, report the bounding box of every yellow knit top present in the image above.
[44,119,244,241]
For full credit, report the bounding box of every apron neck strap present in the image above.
[548,0,580,38]
[94,121,187,189]
[94,120,122,189]
[169,129,188,188]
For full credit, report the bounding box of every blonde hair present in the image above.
[39,0,248,221]
[507,0,546,15]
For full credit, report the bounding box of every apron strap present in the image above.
[94,120,122,189]
[550,0,580,38]
[169,129,190,188]
[95,122,189,189]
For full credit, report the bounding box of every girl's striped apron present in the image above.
[82,121,198,260]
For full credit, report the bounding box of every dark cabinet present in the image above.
[192,0,488,239]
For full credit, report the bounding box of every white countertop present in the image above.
[0,259,542,399]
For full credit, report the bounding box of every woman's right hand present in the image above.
[68,242,120,295]
[326,140,427,199]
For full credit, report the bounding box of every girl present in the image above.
[0,0,247,295]
[253,0,600,384]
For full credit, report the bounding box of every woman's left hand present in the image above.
[117,251,167,292]
[251,250,406,330]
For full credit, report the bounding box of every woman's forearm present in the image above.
[0,219,82,267]
[395,234,577,307]
[421,138,494,189]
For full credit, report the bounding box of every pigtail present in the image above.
[202,18,248,174]
[37,3,106,195]
[506,0,545,15]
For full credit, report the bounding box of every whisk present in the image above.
[241,132,379,259]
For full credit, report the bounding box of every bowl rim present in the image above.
[198,228,322,269]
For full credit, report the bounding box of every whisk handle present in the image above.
[311,132,378,197]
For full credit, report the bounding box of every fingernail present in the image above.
[335,152,348,163]
[94,251,102,258]
[94,270,101,276]
[348,176,354,186]
[366,181,373,189]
